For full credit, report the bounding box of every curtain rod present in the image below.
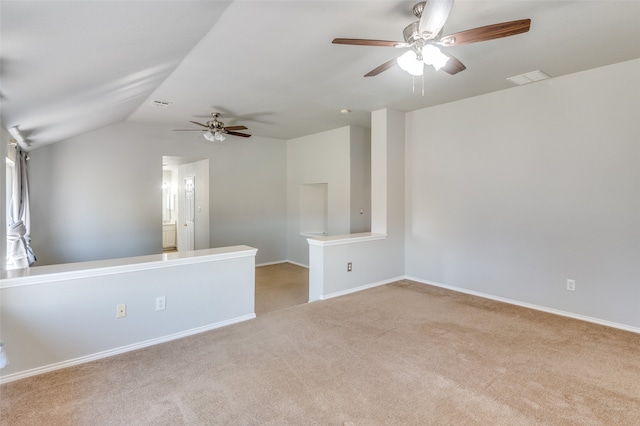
[7,127,29,151]
[7,138,30,160]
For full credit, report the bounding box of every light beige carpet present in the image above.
[255,263,308,315]
[1,280,639,425]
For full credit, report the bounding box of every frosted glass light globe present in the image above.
[397,50,424,76]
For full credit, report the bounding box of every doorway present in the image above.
[162,156,210,253]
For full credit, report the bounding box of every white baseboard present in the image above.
[406,276,640,335]
[285,260,309,269]
[320,276,404,301]
[255,260,309,268]
[0,313,256,385]
[255,260,287,267]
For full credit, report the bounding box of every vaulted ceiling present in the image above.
[1,1,639,150]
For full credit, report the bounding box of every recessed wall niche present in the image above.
[299,183,328,237]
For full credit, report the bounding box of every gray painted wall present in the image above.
[28,122,287,265]
[10,59,639,333]
[350,126,372,234]
[307,109,405,301]
[286,126,371,266]
[405,59,640,328]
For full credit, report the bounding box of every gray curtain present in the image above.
[6,146,36,268]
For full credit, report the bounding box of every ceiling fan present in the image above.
[332,0,531,77]
[174,112,251,141]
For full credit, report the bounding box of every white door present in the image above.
[184,176,195,251]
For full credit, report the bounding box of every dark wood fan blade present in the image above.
[226,131,251,138]
[189,121,209,128]
[332,38,405,47]
[440,50,466,75]
[440,19,531,46]
[224,125,248,131]
[173,129,206,132]
[365,56,401,77]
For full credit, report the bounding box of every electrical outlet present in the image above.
[156,296,166,311]
[566,279,576,291]
[116,304,126,318]
[347,262,352,272]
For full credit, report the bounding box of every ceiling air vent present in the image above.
[506,70,550,86]
[150,100,172,108]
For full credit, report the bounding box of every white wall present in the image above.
[27,122,287,265]
[350,126,372,233]
[207,134,287,263]
[405,59,640,329]
[0,246,257,382]
[287,126,367,266]
[308,110,405,301]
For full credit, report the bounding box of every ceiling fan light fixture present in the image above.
[422,45,449,71]
[397,50,424,76]
[175,112,250,139]
[203,130,226,142]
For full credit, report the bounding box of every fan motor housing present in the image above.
[403,21,422,44]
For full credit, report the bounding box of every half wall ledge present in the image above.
[0,246,258,383]
[1,245,258,288]
[306,232,387,247]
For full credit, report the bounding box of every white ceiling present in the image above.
[1,1,639,150]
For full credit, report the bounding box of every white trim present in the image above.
[406,276,640,335]
[7,127,29,151]
[1,246,257,288]
[307,232,387,247]
[285,259,309,269]
[255,260,288,267]
[255,260,309,269]
[300,232,328,238]
[0,313,256,385]
[319,276,403,301]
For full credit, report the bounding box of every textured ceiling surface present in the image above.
[1,1,639,150]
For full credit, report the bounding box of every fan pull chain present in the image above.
[411,73,424,96]
[411,73,425,96]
